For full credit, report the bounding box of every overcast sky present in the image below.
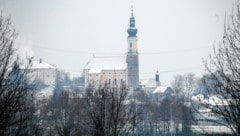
[0,0,235,85]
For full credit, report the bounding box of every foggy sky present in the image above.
[0,0,235,85]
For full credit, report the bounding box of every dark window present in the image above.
[130,43,132,52]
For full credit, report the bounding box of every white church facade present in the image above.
[83,9,139,91]
[83,56,127,88]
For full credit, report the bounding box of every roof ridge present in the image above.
[93,55,125,58]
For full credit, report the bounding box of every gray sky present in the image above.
[0,0,235,85]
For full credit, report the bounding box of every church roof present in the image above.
[84,56,127,73]
[152,86,171,94]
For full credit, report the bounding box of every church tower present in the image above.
[127,7,139,91]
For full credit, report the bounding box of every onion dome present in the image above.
[127,6,138,38]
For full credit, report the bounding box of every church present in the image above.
[83,8,139,91]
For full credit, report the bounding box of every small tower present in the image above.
[155,70,161,86]
[127,6,139,91]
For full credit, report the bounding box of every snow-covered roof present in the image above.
[198,108,212,113]
[88,68,102,74]
[209,95,228,106]
[192,125,232,134]
[192,94,205,103]
[152,86,170,94]
[84,56,127,73]
[141,78,157,88]
[192,94,229,106]
[31,60,56,69]
[139,79,148,86]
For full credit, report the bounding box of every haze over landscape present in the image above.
[0,0,235,84]
[2,0,240,135]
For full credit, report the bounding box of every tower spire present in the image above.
[131,5,133,16]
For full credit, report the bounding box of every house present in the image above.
[27,59,56,85]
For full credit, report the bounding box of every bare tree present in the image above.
[0,14,33,135]
[129,89,158,135]
[85,84,139,136]
[203,1,240,135]
[42,90,86,136]
[171,74,185,95]
[171,73,198,100]
[171,73,197,134]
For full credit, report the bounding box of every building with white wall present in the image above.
[28,59,56,85]
[83,56,127,88]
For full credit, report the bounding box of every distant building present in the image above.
[27,59,56,85]
[141,71,174,102]
[141,71,161,92]
[152,86,174,102]
[83,8,139,90]
[83,56,127,88]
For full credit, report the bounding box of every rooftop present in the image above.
[84,56,127,73]
[152,86,170,94]
[31,60,56,69]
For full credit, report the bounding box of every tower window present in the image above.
[130,43,132,52]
